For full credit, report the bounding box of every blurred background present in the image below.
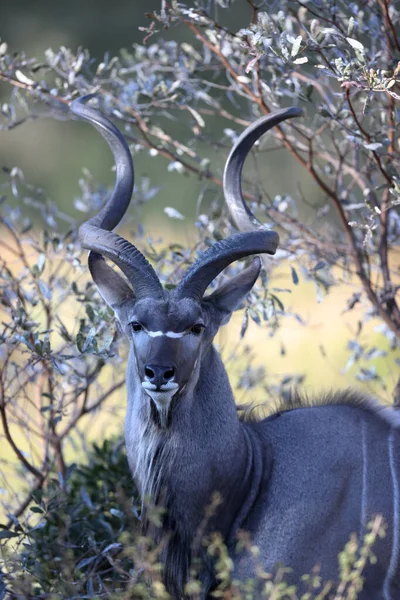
[1,0,281,226]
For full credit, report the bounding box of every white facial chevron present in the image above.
[145,330,185,338]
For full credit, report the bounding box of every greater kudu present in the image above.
[72,96,400,599]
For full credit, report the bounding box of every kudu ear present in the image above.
[207,257,261,325]
[88,253,135,309]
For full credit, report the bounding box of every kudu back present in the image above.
[71,96,400,599]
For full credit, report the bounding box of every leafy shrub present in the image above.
[3,439,140,597]
[1,437,386,599]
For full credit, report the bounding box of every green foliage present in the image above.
[3,439,139,597]
[1,439,385,599]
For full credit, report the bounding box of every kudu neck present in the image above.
[125,341,264,597]
[167,343,264,593]
[192,343,239,420]
[169,343,262,534]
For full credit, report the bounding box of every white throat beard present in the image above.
[141,381,179,428]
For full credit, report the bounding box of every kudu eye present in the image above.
[190,324,205,336]
[131,322,143,333]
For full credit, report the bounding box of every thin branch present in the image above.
[345,88,392,186]
[59,378,126,440]
[0,402,43,480]
[376,0,400,53]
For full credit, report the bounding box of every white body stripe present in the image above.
[360,418,367,537]
[384,429,399,600]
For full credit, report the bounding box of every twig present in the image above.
[0,402,43,480]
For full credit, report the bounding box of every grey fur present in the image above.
[73,99,400,599]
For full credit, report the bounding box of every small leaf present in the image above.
[314,261,326,271]
[315,282,323,303]
[290,266,299,285]
[98,334,114,354]
[15,69,35,86]
[167,161,185,174]
[240,309,249,339]
[76,555,97,570]
[249,309,261,326]
[305,84,314,100]
[186,105,205,128]
[269,293,284,312]
[74,198,90,213]
[346,37,364,52]
[36,253,46,273]
[164,207,185,220]
[85,304,96,323]
[102,542,122,554]
[291,35,302,57]
[319,108,331,118]
[0,530,19,539]
[39,280,52,301]
[76,319,86,353]
[365,348,387,360]
[82,327,97,353]
[363,142,383,151]
[80,486,93,510]
[293,57,308,64]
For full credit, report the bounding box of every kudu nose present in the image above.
[144,364,176,387]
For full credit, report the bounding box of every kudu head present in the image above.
[73,96,302,426]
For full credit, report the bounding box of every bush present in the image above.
[2,439,139,597]
[1,437,386,599]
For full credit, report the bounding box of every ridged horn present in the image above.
[174,230,278,300]
[175,107,302,301]
[223,107,303,232]
[71,95,163,300]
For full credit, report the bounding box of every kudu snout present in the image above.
[145,364,176,388]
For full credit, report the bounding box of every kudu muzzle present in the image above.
[142,353,179,413]
[139,334,197,418]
